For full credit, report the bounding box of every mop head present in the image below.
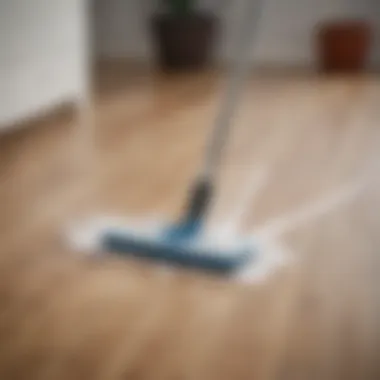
[68,216,256,275]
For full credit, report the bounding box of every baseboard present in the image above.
[95,56,380,76]
[0,100,79,140]
[95,57,318,76]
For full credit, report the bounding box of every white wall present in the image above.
[0,0,89,129]
[94,0,380,67]
[93,0,152,60]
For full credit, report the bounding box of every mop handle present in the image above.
[201,0,264,179]
[183,0,264,223]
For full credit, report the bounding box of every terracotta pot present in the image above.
[151,12,219,72]
[316,20,372,73]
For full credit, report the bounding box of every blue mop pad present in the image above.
[87,177,256,274]
[101,219,254,274]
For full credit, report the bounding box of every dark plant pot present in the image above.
[151,12,219,72]
[316,20,372,73]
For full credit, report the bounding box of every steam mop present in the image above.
[69,0,263,275]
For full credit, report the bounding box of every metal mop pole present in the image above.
[184,0,265,223]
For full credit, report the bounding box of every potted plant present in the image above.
[151,0,220,71]
[316,19,373,73]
